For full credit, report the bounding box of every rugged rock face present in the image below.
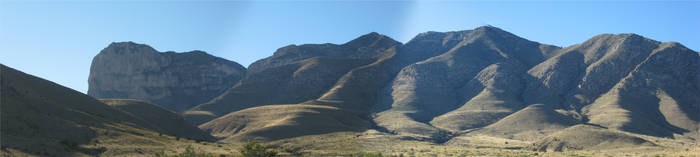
[88,42,246,112]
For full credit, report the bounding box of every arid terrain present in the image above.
[2,26,699,156]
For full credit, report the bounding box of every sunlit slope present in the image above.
[199,104,369,142]
[530,124,656,152]
[584,42,700,138]
[453,104,579,142]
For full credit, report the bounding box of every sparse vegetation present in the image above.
[154,146,216,157]
[355,152,383,157]
[239,141,277,157]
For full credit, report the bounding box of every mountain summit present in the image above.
[87,42,246,112]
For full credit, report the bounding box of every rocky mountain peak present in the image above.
[103,41,158,54]
[88,42,246,113]
[343,32,401,50]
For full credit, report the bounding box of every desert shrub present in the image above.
[154,145,215,157]
[239,141,277,157]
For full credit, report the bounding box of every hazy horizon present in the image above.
[1,0,699,93]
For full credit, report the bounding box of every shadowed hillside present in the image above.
[100,99,215,141]
[1,64,229,156]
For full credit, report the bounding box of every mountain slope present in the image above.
[462,104,579,141]
[530,124,655,152]
[185,32,401,125]
[100,99,215,141]
[1,64,209,156]
[524,34,662,109]
[374,26,560,140]
[584,42,700,138]
[430,62,528,132]
[191,26,699,148]
[199,104,368,142]
[88,42,246,112]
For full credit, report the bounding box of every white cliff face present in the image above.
[87,42,246,112]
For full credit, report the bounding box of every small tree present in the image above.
[239,141,277,157]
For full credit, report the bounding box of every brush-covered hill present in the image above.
[88,42,246,113]
[0,64,227,156]
[460,104,580,141]
[530,124,656,152]
[199,104,369,143]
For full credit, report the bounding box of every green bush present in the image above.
[239,141,277,157]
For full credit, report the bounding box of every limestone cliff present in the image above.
[87,42,246,112]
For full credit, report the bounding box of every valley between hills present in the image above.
[2,26,699,156]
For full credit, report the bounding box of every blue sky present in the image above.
[1,0,699,93]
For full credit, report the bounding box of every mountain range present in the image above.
[2,26,698,156]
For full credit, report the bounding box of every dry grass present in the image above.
[199,104,368,143]
[101,99,214,141]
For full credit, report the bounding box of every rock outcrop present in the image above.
[88,42,246,112]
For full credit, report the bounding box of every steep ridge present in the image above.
[584,42,700,138]
[1,64,184,156]
[430,62,528,132]
[88,42,246,112]
[310,29,486,111]
[524,34,661,110]
[247,32,400,74]
[185,33,401,125]
[100,99,215,141]
[374,26,560,140]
